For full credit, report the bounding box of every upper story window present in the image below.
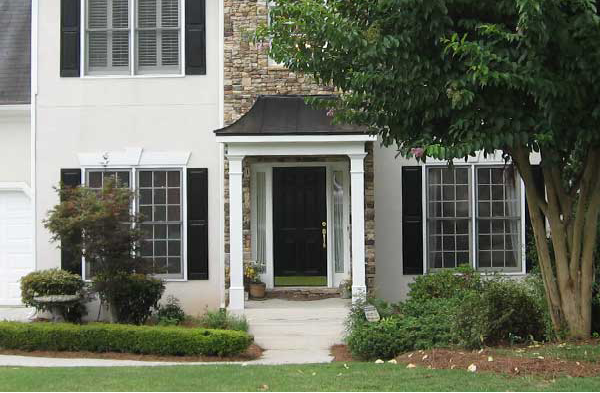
[85,0,182,76]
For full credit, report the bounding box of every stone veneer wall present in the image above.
[223,0,375,292]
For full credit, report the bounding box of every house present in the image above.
[0,0,533,315]
[0,0,34,306]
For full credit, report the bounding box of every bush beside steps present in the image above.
[0,322,253,357]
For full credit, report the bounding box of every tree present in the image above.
[259,0,600,338]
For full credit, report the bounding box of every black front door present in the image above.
[273,167,327,281]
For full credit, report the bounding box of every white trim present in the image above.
[78,148,190,167]
[31,0,39,273]
[227,154,245,311]
[216,135,376,143]
[0,105,31,112]
[218,0,226,308]
[226,141,369,157]
[0,183,33,199]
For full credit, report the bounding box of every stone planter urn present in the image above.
[249,282,266,299]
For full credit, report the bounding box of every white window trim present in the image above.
[80,0,186,78]
[80,160,190,282]
[250,161,351,289]
[421,162,527,276]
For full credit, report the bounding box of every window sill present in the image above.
[81,74,187,80]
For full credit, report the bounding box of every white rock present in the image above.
[406,363,417,369]
[422,354,429,360]
[375,359,384,364]
[487,356,494,362]
[388,359,398,364]
[467,364,477,373]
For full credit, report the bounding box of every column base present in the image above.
[352,285,367,303]
[228,286,245,310]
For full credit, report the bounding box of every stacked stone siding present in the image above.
[223,0,375,293]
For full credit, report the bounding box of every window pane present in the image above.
[476,166,522,271]
[138,169,183,279]
[86,0,130,74]
[427,167,471,269]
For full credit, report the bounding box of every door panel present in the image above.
[273,167,327,280]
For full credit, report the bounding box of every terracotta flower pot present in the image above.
[249,282,266,299]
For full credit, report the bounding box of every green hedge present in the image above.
[0,322,253,357]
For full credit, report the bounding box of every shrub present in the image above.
[94,273,165,325]
[197,309,249,332]
[20,269,87,323]
[0,322,252,357]
[407,265,482,301]
[455,278,546,349]
[156,296,186,326]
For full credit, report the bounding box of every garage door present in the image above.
[0,191,34,306]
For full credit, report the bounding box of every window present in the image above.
[84,168,184,279]
[85,0,182,75]
[476,167,521,270]
[254,172,267,273]
[426,165,522,272]
[332,171,345,273]
[138,170,183,279]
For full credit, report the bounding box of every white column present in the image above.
[227,155,245,310]
[349,153,367,302]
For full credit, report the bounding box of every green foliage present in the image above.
[0,322,253,357]
[197,309,249,332]
[94,273,165,325]
[346,268,546,359]
[455,279,546,349]
[44,179,150,278]
[20,269,86,323]
[156,296,186,326]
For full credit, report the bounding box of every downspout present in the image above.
[30,0,39,272]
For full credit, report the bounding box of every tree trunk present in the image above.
[512,146,600,339]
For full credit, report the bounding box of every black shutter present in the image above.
[187,168,209,280]
[525,165,545,272]
[60,169,82,276]
[60,0,81,77]
[185,0,207,75]
[402,167,424,275]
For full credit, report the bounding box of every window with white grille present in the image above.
[85,0,182,76]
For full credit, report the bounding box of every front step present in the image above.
[265,287,341,301]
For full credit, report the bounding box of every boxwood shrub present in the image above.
[0,322,253,357]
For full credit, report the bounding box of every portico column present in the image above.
[349,153,368,302]
[227,154,245,310]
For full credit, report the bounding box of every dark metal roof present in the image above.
[0,0,31,105]
[214,95,366,136]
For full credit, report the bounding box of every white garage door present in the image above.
[0,191,34,306]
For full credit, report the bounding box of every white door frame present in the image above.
[250,161,351,289]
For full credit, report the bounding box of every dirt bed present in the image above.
[331,345,600,378]
[0,344,263,363]
[396,349,600,378]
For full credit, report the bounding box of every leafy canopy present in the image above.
[261,0,600,164]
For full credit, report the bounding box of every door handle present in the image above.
[322,222,327,249]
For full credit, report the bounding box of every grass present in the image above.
[274,276,327,286]
[1,363,600,392]
[492,341,600,363]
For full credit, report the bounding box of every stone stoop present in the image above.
[264,287,341,301]
[244,298,350,364]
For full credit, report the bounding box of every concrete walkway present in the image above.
[0,306,36,322]
[0,298,350,367]
[245,298,350,364]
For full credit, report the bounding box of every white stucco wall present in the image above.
[374,140,539,303]
[0,110,30,185]
[34,1,222,315]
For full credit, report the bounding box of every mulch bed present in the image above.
[397,349,600,378]
[330,345,600,378]
[0,344,263,363]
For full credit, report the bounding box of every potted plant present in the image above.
[339,278,352,299]
[244,261,266,299]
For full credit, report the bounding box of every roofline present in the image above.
[215,134,377,143]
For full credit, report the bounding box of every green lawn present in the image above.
[492,342,600,363]
[1,363,600,392]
